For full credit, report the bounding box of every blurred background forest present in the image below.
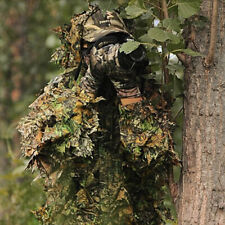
[0,1,116,224]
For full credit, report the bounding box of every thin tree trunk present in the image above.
[178,0,225,224]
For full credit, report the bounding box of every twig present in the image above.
[167,0,172,7]
[144,1,162,10]
[168,166,179,205]
[161,0,169,84]
[204,0,218,67]
[167,132,179,207]
[162,0,188,66]
[176,53,187,66]
[162,0,169,19]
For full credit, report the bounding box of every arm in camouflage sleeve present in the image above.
[90,42,148,105]
[79,36,148,105]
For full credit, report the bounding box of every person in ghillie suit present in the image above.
[18,5,179,225]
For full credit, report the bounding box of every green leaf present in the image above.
[171,97,183,119]
[120,40,141,54]
[167,64,184,80]
[179,48,203,56]
[148,28,169,42]
[177,0,200,18]
[125,5,147,19]
[128,0,145,8]
[139,33,153,43]
[167,42,185,52]
[163,18,180,32]
[167,33,181,44]
[90,1,118,11]
[147,28,180,44]
[173,76,184,98]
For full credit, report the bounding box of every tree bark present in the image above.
[178,0,225,224]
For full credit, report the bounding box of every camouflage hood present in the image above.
[51,5,129,69]
[82,8,129,42]
[51,5,98,69]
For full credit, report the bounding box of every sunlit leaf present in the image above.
[167,33,181,44]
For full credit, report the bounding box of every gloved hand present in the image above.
[86,40,148,105]
[79,61,102,96]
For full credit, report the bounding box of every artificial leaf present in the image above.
[116,188,126,201]
[57,143,66,153]
[135,133,148,146]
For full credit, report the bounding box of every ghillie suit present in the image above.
[18,5,179,225]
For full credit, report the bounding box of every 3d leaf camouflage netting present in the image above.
[119,99,178,169]
[18,70,103,172]
[17,5,179,225]
[51,5,99,69]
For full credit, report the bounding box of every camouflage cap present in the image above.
[51,5,130,68]
[83,8,130,42]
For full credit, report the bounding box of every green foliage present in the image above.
[163,18,181,32]
[121,0,202,146]
[145,27,180,43]
[177,48,203,56]
[0,0,89,224]
[0,156,45,225]
[118,0,202,223]
[125,5,147,19]
[120,40,141,54]
[177,0,201,18]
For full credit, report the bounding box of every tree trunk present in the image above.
[178,0,225,224]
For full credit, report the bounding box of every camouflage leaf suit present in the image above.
[18,5,178,225]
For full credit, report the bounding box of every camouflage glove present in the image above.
[82,39,148,104]
[79,60,103,95]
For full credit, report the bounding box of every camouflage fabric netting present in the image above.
[18,71,103,173]
[17,5,180,224]
[51,4,129,70]
[119,99,177,169]
[51,5,99,69]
